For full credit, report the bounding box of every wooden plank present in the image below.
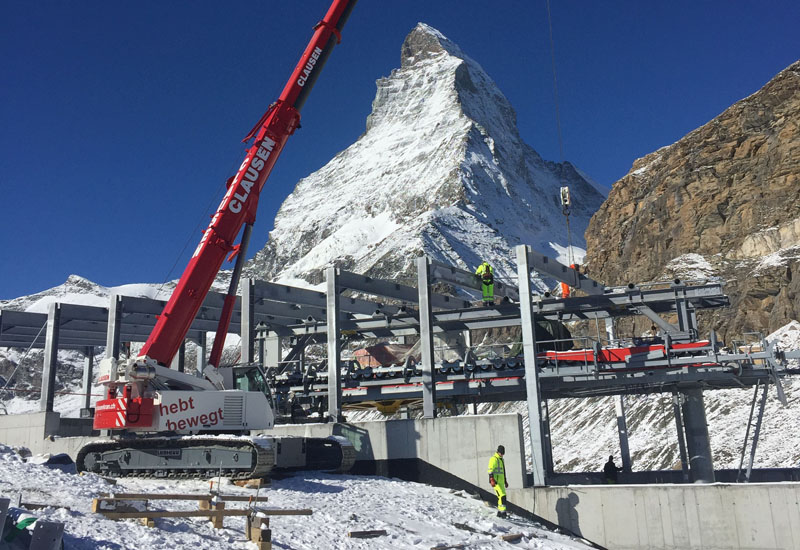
[348,529,387,538]
[98,493,268,502]
[500,533,524,542]
[430,545,466,550]
[98,509,253,519]
[98,507,311,520]
[253,508,313,516]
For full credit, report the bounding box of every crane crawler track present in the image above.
[76,437,274,480]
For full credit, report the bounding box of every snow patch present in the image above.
[664,253,717,281]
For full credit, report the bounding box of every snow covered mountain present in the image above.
[0,274,172,314]
[245,23,605,290]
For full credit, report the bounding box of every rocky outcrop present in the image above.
[584,61,800,339]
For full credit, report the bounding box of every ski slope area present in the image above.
[0,444,589,550]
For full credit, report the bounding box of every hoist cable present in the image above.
[545,0,575,268]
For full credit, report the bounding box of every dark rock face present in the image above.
[584,61,800,340]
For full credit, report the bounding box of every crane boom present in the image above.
[139,0,357,367]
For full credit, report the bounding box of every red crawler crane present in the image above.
[81,0,359,479]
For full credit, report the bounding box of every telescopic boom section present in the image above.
[139,0,358,367]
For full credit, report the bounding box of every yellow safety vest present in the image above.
[487,452,505,484]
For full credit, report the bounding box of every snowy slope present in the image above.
[0,444,589,550]
[246,23,605,292]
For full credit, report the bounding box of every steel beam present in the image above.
[517,245,547,486]
[249,278,398,317]
[338,269,470,310]
[40,302,61,413]
[522,247,606,295]
[417,256,437,418]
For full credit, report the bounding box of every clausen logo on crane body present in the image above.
[228,136,276,214]
[297,47,323,87]
[191,136,276,258]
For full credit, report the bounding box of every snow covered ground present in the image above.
[0,444,589,550]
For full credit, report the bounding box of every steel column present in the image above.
[195,332,207,377]
[40,302,61,413]
[673,392,690,482]
[542,399,555,475]
[745,380,770,482]
[257,335,266,369]
[241,278,255,364]
[82,346,94,410]
[615,395,632,472]
[265,337,282,369]
[417,256,437,419]
[516,245,547,486]
[326,267,343,421]
[106,295,123,360]
[171,341,186,372]
[681,388,715,482]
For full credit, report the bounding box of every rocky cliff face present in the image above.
[584,61,800,339]
[245,24,605,291]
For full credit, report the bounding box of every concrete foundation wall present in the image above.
[268,413,526,490]
[509,483,800,550]
[0,412,95,456]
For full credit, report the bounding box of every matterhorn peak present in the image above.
[401,23,466,67]
[246,23,605,293]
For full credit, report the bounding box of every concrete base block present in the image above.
[508,482,800,550]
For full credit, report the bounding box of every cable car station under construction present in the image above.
[1,244,799,550]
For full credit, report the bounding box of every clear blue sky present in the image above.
[2,1,798,300]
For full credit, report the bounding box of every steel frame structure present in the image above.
[2,244,798,485]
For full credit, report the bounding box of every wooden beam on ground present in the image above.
[253,507,313,516]
[95,509,254,520]
[98,493,268,502]
[348,529,388,538]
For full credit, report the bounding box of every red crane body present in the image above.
[139,0,357,367]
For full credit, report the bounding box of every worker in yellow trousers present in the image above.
[475,261,494,305]
[487,445,508,517]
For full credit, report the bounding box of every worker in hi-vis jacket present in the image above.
[475,261,494,305]
[487,445,508,517]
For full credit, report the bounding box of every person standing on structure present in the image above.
[475,261,494,305]
[488,445,508,517]
[603,455,622,484]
